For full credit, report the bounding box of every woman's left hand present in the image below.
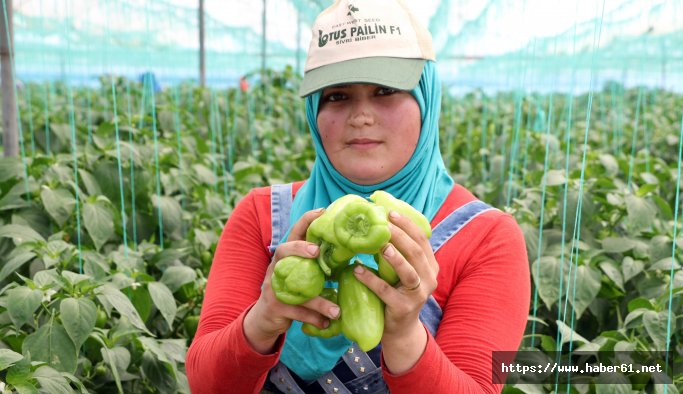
[352,210,438,373]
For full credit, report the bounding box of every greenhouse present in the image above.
[0,0,681,393]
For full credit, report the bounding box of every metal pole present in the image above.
[199,0,205,87]
[296,9,301,74]
[1,0,17,157]
[261,0,266,80]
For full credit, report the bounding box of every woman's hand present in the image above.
[352,210,439,373]
[243,208,342,354]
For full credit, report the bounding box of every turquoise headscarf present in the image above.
[279,61,454,381]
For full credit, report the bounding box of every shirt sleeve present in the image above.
[382,214,530,394]
[186,190,283,394]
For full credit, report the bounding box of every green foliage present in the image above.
[441,86,683,392]
[1,70,682,392]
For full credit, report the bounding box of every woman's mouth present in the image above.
[347,138,382,150]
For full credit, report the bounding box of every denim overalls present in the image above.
[263,184,496,394]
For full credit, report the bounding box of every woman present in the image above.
[186,0,530,393]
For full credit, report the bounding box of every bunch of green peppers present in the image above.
[270,191,431,351]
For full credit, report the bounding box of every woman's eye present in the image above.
[377,87,398,96]
[323,92,345,102]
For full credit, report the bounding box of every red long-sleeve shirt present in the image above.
[186,182,530,393]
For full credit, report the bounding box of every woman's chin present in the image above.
[343,167,392,185]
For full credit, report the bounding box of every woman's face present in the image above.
[317,84,421,185]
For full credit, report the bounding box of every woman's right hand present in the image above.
[243,208,341,354]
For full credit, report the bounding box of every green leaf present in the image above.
[0,156,24,182]
[652,195,674,220]
[61,271,91,286]
[649,257,680,271]
[150,247,191,271]
[83,199,115,251]
[595,372,632,394]
[555,320,588,345]
[100,346,123,393]
[160,339,187,364]
[33,365,73,394]
[625,195,656,232]
[129,285,154,323]
[642,311,671,350]
[654,384,679,394]
[22,321,77,373]
[0,181,32,211]
[140,351,177,394]
[531,256,568,310]
[0,348,24,371]
[598,154,619,176]
[602,237,634,253]
[192,164,218,186]
[153,195,183,236]
[0,251,36,282]
[43,240,73,269]
[636,183,658,197]
[674,271,683,289]
[621,256,644,282]
[78,169,103,196]
[7,287,42,328]
[599,260,624,291]
[60,297,96,348]
[98,285,153,335]
[40,187,76,227]
[649,235,673,266]
[0,224,45,244]
[5,357,33,389]
[160,266,196,293]
[544,169,566,186]
[101,346,135,382]
[110,248,145,272]
[82,250,110,279]
[540,335,556,352]
[613,340,636,352]
[639,172,659,185]
[194,228,218,250]
[13,383,40,394]
[510,385,545,394]
[627,297,654,312]
[148,282,177,329]
[569,265,602,318]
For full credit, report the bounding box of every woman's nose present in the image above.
[348,101,375,128]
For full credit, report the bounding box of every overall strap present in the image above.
[420,199,497,336]
[269,183,293,254]
[430,200,497,252]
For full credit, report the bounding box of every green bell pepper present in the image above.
[307,194,367,243]
[369,190,432,238]
[374,253,400,286]
[271,256,325,305]
[333,200,391,254]
[307,195,365,276]
[318,241,355,278]
[339,262,384,352]
[301,288,342,338]
[369,190,432,285]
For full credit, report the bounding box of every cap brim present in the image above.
[299,57,426,97]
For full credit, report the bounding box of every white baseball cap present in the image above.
[299,0,436,97]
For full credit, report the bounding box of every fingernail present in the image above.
[328,306,340,319]
[389,210,401,219]
[307,243,319,256]
[354,265,364,274]
[383,244,395,258]
[322,320,330,329]
[314,207,324,213]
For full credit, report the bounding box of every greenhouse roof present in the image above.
[11,0,683,92]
